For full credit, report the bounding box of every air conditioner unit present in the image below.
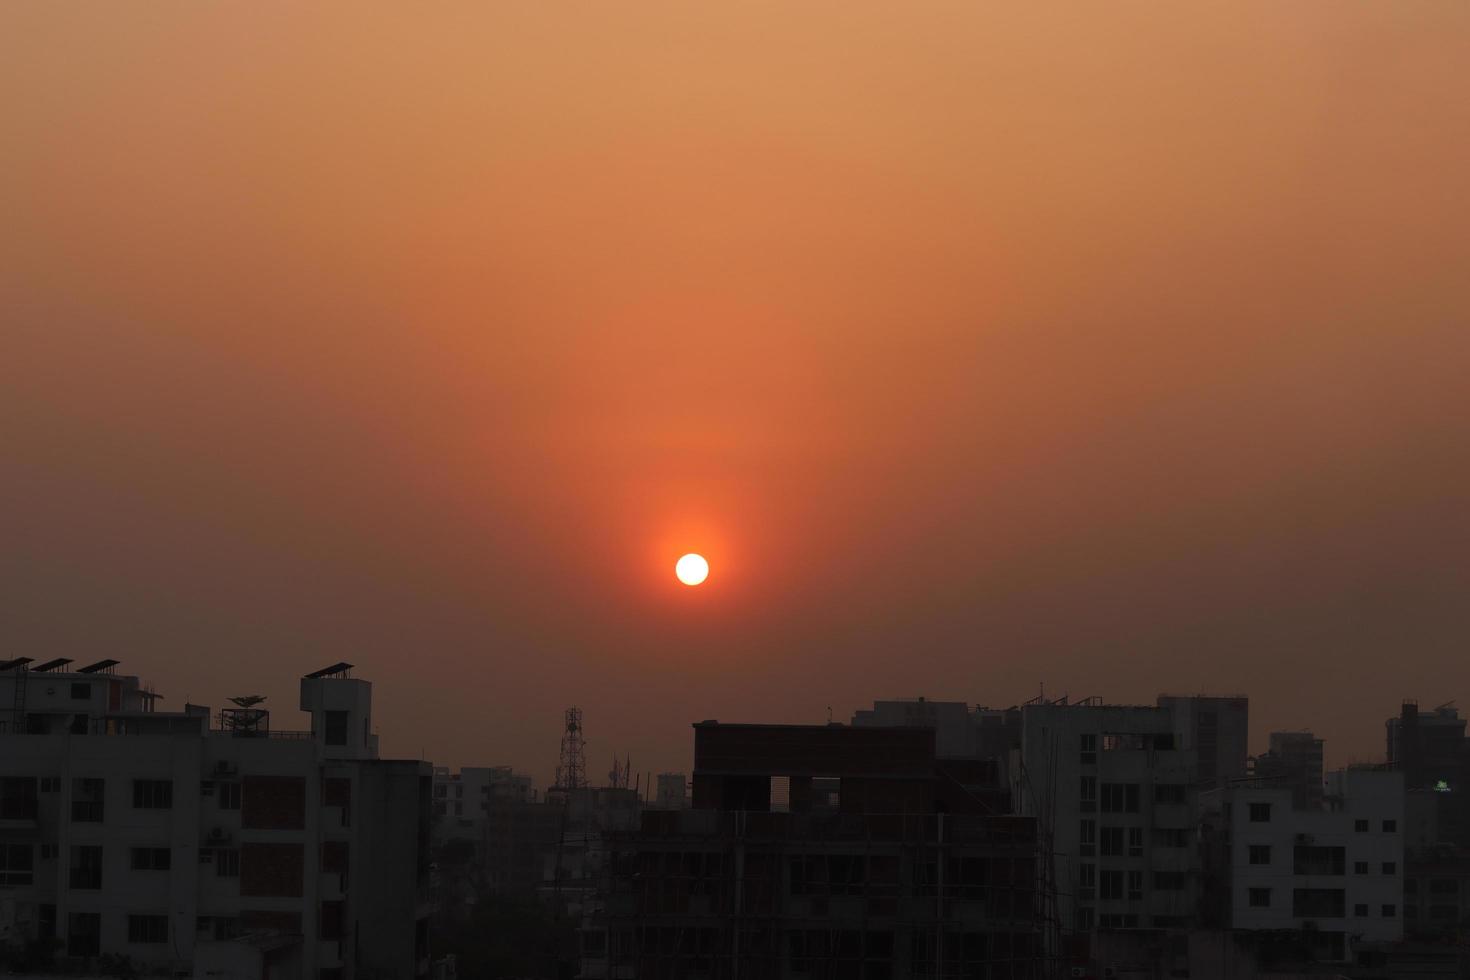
[208,828,229,843]
[1070,968,1088,978]
[1103,968,1118,979]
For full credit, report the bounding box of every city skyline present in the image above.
[5,3,1470,817]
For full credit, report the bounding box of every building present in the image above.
[652,773,687,811]
[584,721,1043,979]
[1389,701,1470,849]
[1224,766,1404,963]
[852,698,1022,787]
[430,766,534,842]
[0,658,431,980]
[1253,731,1326,810]
[1156,694,1249,793]
[1013,699,1201,951]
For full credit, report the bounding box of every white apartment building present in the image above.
[1015,700,1200,935]
[1227,766,1404,960]
[0,659,430,980]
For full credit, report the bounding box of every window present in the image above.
[70,845,102,889]
[39,777,60,793]
[72,778,104,822]
[0,778,38,820]
[128,914,169,944]
[1154,784,1186,804]
[1153,871,1186,890]
[0,843,33,886]
[1127,826,1143,857]
[1099,913,1139,929]
[1080,733,1097,765]
[1076,906,1095,931]
[1079,819,1096,856]
[1382,904,1396,918]
[1292,888,1345,918]
[70,682,91,700]
[1354,819,1369,832]
[218,782,241,810]
[1248,802,1271,823]
[1101,783,1140,813]
[1354,861,1369,875]
[216,849,240,877]
[1382,819,1397,833]
[1248,845,1272,865]
[40,843,57,860]
[1127,869,1143,901]
[1100,827,1124,857]
[1294,845,1345,876]
[68,912,100,957]
[324,710,349,746]
[131,847,171,871]
[132,779,174,809]
[1081,776,1097,808]
[1100,869,1123,900]
[1382,862,1397,875]
[1354,903,1368,916]
[1079,863,1096,890]
[1248,888,1271,908]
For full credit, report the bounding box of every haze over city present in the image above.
[4,2,1469,791]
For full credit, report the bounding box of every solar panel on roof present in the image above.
[31,658,73,673]
[0,657,35,671]
[77,659,121,674]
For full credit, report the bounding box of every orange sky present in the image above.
[3,3,1468,785]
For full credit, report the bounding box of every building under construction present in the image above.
[582,721,1047,979]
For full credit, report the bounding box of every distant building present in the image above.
[584,721,1043,978]
[1156,694,1249,793]
[1253,731,1325,810]
[431,765,534,841]
[852,697,1022,785]
[0,658,431,980]
[1222,766,1404,962]
[1015,699,1201,947]
[1388,700,1470,849]
[652,772,687,810]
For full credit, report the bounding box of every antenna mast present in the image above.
[555,706,587,792]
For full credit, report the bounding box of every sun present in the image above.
[675,553,709,586]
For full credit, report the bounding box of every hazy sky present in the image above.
[4,3,1468,787]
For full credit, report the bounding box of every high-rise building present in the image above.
[1156,694,1249,793]
[0,658,431,980]
[1014,700,1200,942]
[1254,731,1326,809]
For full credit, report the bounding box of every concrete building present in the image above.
[585,721,1043,978]
[1389,700,1470,849]
[652,773,687,810]
[852,697,1022,787]
[1156,694,1249,793]
[1225,766,1404,962]
[1254,731,1326,810]
[430,766,534,842]
[0,658,431,980]
[1014,699,1200,949]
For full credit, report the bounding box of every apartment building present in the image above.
[585,721,1042,979]
[1253,731,1325,810]
[1014,700,1201,940]
[1156,695,1249,793]
[1225,766,1404,962]
[0,659,431,980]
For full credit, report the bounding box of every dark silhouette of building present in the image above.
[1253,730,1325,809]
[583,722,1042,979]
